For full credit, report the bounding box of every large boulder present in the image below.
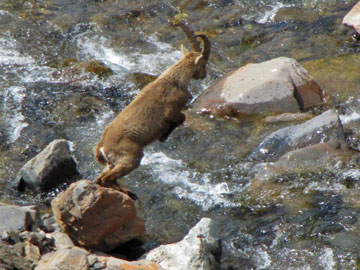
[343,2,360,34]
[191,57,324,115]
[51,180,145,252]
[143,218,221,270]
[250,110,345,161]
[13,139,79,193]
[0,203,38,234]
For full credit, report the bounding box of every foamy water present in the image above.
[2,86,28,142]
[339,111,360,124]
[76,32,182,76]
[256,2,293,24]
[0,34,54,142]
[141,151,243,211]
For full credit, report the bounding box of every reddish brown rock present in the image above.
[191,57,324,115]
[51,180,145,252]
[343,2,360,34]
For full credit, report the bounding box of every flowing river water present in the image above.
[2,0,360,269]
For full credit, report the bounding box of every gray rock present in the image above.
[250,142,353,180]
[143,218,221,270]
[0,203,38,234]
[343,2,360,34]
[13,139,79,193]
[250,110,345,161]
[191,57,324,115]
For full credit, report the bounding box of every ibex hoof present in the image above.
[95,179,138,200]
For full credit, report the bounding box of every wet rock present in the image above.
[51,180,145,252]
[35,248,89,270]
[126,72,157,89]
[263,112,313,124]
[13,139,79,193]
[191,57,324,115]
[143,218,221,270]
[0,203,38,234]
[52,60,113,82]
[343,2,360,34]
[0,241,33,270]
[250,110,345,161]
[251,142,353,180]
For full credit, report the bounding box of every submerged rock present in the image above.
[250,110,345,161]
[51,180,145,252]
[13,139,79,193]
[251,142,353,180]
[302,54,360,101]
[263,112,313,124]
[143,218,221,270]
[274,7,319,23]
[191,57,324,116]
[343,2,360,34]
[0,203,38,234]
[52,60,113,82]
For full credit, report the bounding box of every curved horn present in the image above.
[172,21,201,52]
[195,34,211,61]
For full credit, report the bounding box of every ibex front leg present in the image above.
[159,112,186,142]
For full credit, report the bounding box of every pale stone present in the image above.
[0,203,38,233]
[191,57,324,115]
[143,218,221,270]
[35,248,89,270]
[52,232,75,249]
[25,241,41,262]
[264,112,313,123]
[343,2,360,34]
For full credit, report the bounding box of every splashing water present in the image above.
[141,151,243,211]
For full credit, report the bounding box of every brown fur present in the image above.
[95,27,210,196]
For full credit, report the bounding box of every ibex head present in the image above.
[172,21,211,80]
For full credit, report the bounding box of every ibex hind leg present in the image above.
[97,155,142,200]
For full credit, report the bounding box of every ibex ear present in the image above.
[181,44,188,55]
[194,55,203,65]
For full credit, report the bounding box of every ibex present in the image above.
[94,22,211,199]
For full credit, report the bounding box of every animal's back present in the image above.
[99,79,189,150]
